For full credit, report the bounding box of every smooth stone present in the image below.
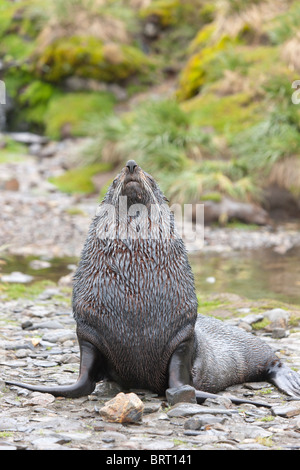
[1,271,34,283]
[272,402,300,417]
[166,385,197,405]
[167,403,236,418]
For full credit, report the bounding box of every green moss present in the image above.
[140,0,215,28]
[0,1,20,37]
[20,80,55,107]
[183,91,262,138]
[44,91,116,140]
[176,34,242,101]
[266,2,300,44]
[33,35,152,83]
[0,280,57,301]
[0,137,28,162]
[200,192,222,202]
[139,0,182,27]
[0,33,36,61]
[251,318,271,330]
[49,162,113,194]
[17,80,59,129]
[197,295,230,315]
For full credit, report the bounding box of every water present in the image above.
[189,247,300,305]
[0,255,78,284]
[1,248,300,305]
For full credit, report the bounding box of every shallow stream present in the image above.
[190,247,300,305]
[1,247,300,305]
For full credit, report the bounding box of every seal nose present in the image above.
[126,160,137,174]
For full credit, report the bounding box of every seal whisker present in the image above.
[140,174,161,213]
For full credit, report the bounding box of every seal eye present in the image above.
[126,160,137,174]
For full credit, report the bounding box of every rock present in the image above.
[24,320,64,330]
[42,330,76,343]
[237,321,252,332]
[59,353,79,364]
[167,403,236,418]
[0,418,19,431]
[203,396,232,409]
[1,271,34,283]
[142,440,175,450]
[107,84,128,101]
[7,132,48,145]
[272,327,288,338]
[165,385,197,405]
[241,313,264,325]
[4,178,19,191]
[23,392,55,406]
[99,392,144,423]
[230,424,272,440]
[58,273,74,287]
[29,260,52,270]
[31,437,69,450]
[272,402,300,418]
[264,308,290,328]
[28,142,42,155]
[203,197,270,225]
[39,142,61,158]
[184,414,227,430]
[100,431,127,443]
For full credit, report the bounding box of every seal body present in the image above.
[6,160,300,402]
[192,315,277,393]
[73,233,198,394]
[72,163,198,394]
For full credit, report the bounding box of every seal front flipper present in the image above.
[5,339,103,398]
[267,361,300,399]
[167,340,271,408]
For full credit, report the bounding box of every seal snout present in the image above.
[126,160,138,174]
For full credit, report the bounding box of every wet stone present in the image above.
[166,385,197,405]
[272,402,300,418]
[167,403,236,418]
[184,414,227,430]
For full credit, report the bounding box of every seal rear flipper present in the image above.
[5,339,104,398]
[195,390,271,408]
[267,361,300,399]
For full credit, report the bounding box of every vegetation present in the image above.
[1,0,300,210]
[49,162,113,193]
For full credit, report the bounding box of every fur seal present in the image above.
[6,161,300,405]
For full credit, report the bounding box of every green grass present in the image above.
[0,280,57,301]
[183,91,263,138]
[0,138,28,162]
[0,33,36,61]
[45,91,116,140]
[49,162,113,194]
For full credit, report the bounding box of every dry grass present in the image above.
[129,0,152,9]
[268,156,300,195]
[34,0,131,52]
[281,33,300,72]
[213,70,252,96]
[214,0,289,42]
